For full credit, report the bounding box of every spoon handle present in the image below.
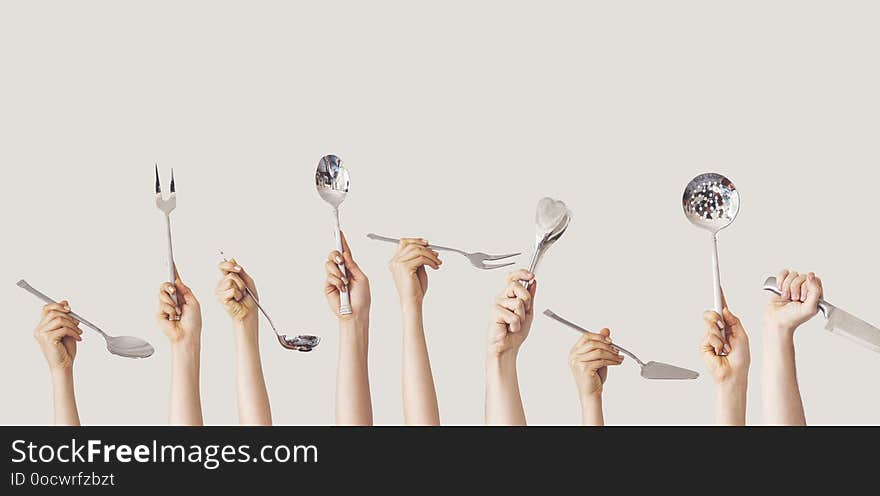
[244,287,279,333]
[711,235,725,343]
[332,210,352,315]
[542,309,645,366]
[16,280,109,338]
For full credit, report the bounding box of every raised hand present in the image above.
[324,231,370,322]
[33,301,83,372]
[487,269,536,358]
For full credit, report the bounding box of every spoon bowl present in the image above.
[526,197,572,280]
[682,172,740,234]
[105,335,155,359]
[278,334,321,352]
[315,154,350,208]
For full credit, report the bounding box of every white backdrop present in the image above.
[1,1,878,425]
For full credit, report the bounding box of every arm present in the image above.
[158,270,204,426]
[485,270,536,426]
[217,260,271,425]
[569,328,623,426]
[761,269,822,426]
[326,231,374,425]
[700,301,750,426]
[34,300,83,426]
[389,238,442,425]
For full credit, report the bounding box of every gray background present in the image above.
[1,1,878,425]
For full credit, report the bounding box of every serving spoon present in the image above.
[219,251,320,352]
[17,279,155,359]
[543,309,699,380]
[683,172,740,343]
[315,154,352,316]
[523,197,572,286]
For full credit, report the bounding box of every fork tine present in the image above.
[482,261,515,270]
[155,163,161,193]
[170,168,175,193]
[483,252,521,261]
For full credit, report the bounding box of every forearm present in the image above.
[485,352,526,425]
[762,327,805,425]
[51,370,80,426]
[579,395,604,426]
[234,322,272,425]
[401,304,440,425]
[715,380,747,426]
[336,318,372,425]
[169,340,203,426]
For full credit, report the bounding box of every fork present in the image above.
[155,164,177,305]
[366,233,520,270]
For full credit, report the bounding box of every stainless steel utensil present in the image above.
[524,197,572,286]
[762,276,880,353]
[219,251,320,352]
[155,164,178,306]
[683,172,740,342]
[315,154,352,315]
[543,309,699,380]
[365,233,519,270]
[17,280,155,359]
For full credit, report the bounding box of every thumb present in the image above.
[722,307,740,328]
[803,273,822,311]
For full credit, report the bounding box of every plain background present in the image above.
[1,1,878,425]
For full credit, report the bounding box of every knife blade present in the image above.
[762,276,880,354]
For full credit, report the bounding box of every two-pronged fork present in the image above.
[155,164,177,305]
[366,233,520,270]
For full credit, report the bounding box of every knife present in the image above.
[762,276,880,353]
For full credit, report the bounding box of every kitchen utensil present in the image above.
[17,280,155,359]
[315,154,352,315]
[524,197,571,286]
[543,309,699,380]
[762,276,880,353]
[155,164,178,305]
[219,251,320,352]
[683,172,740,342]
[365,233,519,270]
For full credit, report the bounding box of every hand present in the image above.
[157,267,202,344]
[701,306,750,385]
[324,231,370,321]
[487,270,536,357]
[33,301,83,372]
[216,258,258,328]
[764,269,823,338]
[569,328,623,399]
[388,238,442,305]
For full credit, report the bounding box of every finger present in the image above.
[406,255,440,271]
[804,272,822,309]
[789,274,807,301]
[497,296,526,321]
[706,333,725,355]
[781,270,798,300]
[224,273,247,294]
[220,287,243,302]
[160,282,176,298]
[46,327,82,343]
[173,263,182,282]
[502,282,532,310]
[159,291,179,310]
[41,302,70,317]
[159,302,180,320]
[507,269,534,284]
[576,349,624,364]
[398,237,428,248]
[702,310,725,333]
[493,304,522,333]
[587,358,625,371]
[218,260,242,275]
[339,231,365,277]
[574,339,618,356]
[326,274,345,294]
[40,310,77,327]
[400,247,442,268]
[721,307,741,328]
[777,269,790,291]
[324,260,348,284]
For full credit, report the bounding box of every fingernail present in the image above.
[63,305,71,312]
[716,320,724,330]
[234,265,242,271]
[723,344,731,354]
[169,286,175,293]
[604,337,612,344]
[335,256,343,264]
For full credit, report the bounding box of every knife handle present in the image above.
[761,276,831,318]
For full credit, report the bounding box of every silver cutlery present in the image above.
[155,164,178,306]
[683,173,740,343]
[315,154,352,316]
[219,251,321,352]
[524,197,572,286]
[17,279,155,359]
[543,309,699,380]
[762,276,880,353]
[365,233,519,270]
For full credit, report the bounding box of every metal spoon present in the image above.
[682,173,740,342]
[17,280,155,359]
[219,251,320,352]
[315,154,352,316]
[543,309,698,380]
[523,197,572,286]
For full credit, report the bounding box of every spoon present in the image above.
[17,280,155,359]
[219,251,320,352]
[543,309,699,380]
[315,154,352,316]
[523,197,572,286]
[682,173,740,342]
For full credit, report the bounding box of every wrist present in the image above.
[233,320,259,343]
[487,349,518,371]
[50,367,74,382]
[763,321,797,349]
[579,388,603,405]
[717,376,748,395]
